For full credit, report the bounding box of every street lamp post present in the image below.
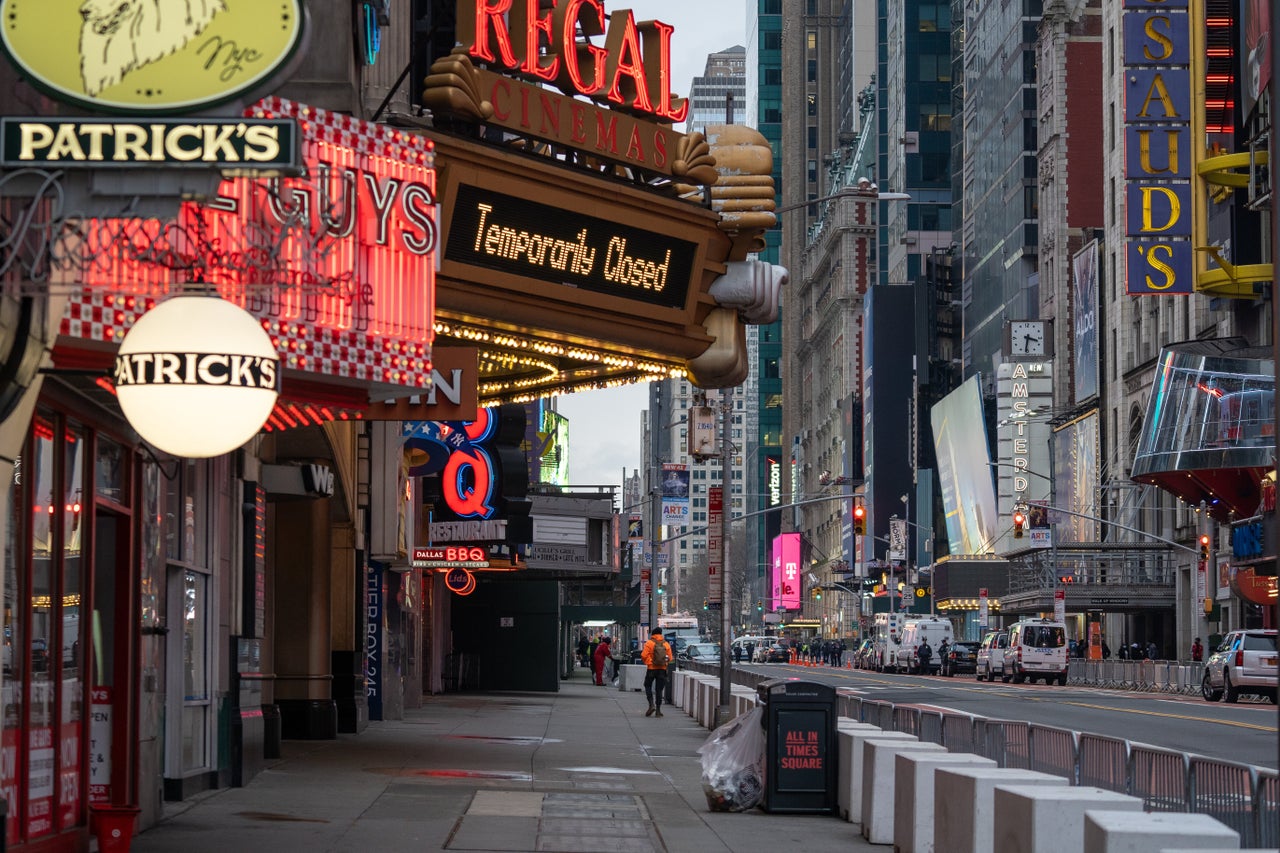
[716,388,734,727]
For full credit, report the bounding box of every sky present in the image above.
[555,2,748,492]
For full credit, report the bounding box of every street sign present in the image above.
[1053,587,1065,623]
[978,588,989,628]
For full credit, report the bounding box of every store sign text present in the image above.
[1123,1,1192,294]
[446,183,694,310]
[457,0,688,123]
[0,118,298,170]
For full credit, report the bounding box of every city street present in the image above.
[732,662,1279,770]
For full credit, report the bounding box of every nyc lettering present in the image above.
[459,0,688,123]
[1123,2,1193,294]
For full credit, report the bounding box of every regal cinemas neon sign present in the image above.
[458,0,688,123]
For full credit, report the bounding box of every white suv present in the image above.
[1201,629,1278,704]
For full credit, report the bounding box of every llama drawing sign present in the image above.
[0,0,306,114]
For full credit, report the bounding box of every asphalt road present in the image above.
[733,661,1279,770]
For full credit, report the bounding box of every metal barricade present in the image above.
[1028,724,1078,782]
[940,713,976,754]
[1256,771,1279,847]
[875,701,895,731]
[978,719,1030,768]
[1189,756,1260,845]
[1078,733,1129,794]
[918,710,945,746]
[838,693,862,721]
[1130,745,1190,811]
[893,706,920,737]
[860,699,892,729]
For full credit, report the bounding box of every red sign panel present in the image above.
[64,97,438,394]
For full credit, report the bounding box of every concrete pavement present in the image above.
[125,668,875,853]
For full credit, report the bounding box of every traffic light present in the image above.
[1199,534,1211,560]
[756,600,763,612]
[702,598,708,610]
[853,504,866,536]
[1012,508,1025,538]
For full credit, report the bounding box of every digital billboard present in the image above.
[931,376,998,555]
[770,532,801,610]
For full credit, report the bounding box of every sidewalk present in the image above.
[127,668,876,853]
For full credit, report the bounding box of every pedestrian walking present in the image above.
[577,635,589,668]
[1191,637,1204,662]
[917,640,932,675]
[641,628,674,717]
[592,635,612,686]
[733,644,742,664]
[745,641,755,663]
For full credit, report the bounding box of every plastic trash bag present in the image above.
[696,705,765,812]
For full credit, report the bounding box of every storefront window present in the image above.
[94,435,128,505]
[181,570,208,770]
[3,440,25,846]
[27,413,55,839]
[58,423,85,830]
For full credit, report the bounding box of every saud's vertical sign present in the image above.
[1123,0,1193,294]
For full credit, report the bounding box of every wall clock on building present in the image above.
[1008,320,1049,357]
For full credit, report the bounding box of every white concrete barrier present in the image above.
[844,729,918,826]
[860,739,946,844]
[619,664,646,692]
[1082,811,1239,853]
[894,752,995,853]
[934,767,1067,853]
[835,723,882,821]
[992,785,1143,853]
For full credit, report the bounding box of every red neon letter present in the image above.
[511,0,559,81]
[557,0,607,95]
[443,448,496,518]
[643,20,688,123]
[467,0,519,68]
[603,10,654,112]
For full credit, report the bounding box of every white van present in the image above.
[1004,618,1069,685]
[899,617,955,675]
[871,613,906,672]
[730,635,771,662]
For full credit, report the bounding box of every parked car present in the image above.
[681,643,721,666]
[1202,629,1277,704]
[940,641,979,677]
[759,643,790,663]
[976,630,1009,682]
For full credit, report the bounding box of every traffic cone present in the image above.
[846,657,852,669]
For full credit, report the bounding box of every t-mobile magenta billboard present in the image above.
[771,533,801,610]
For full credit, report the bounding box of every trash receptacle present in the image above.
[756,678,838,814]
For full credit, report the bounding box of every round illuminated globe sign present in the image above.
[113,295,279,458]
